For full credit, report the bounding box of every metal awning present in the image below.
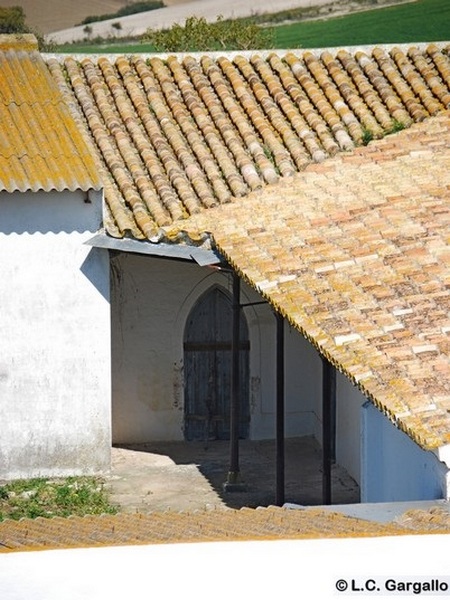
[85,233,223,266]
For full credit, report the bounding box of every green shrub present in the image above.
[0,6,27,33]
[143,15,274,52]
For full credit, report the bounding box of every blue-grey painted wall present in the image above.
[361,402,448,502]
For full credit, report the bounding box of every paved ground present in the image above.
[106,436,360,513]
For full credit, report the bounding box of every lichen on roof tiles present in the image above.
[0,35,101,193]
[175,113,450,450]
[0,506,438,552]
[40,44,450,449]
[45,43,450,240]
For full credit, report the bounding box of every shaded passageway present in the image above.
[107,437,359,513]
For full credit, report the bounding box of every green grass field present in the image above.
[55,0,450,53]
[273,0,450,48]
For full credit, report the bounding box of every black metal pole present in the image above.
[330,370,336,463]
[227,272,241,484]
[322,357,336,505]
[275,312,285,506]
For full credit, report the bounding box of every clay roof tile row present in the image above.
[1,506,444,553]
[173,113,450,449]
[45,43,450,239]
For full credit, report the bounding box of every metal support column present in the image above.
[223,271,246,491]
[275,312,285,506]
[322,357,336,505]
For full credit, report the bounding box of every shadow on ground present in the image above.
[106,437,360,513]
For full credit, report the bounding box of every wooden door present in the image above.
[184,287,250,441]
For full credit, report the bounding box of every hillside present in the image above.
[0,0,189,34]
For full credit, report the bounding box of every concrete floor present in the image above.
[106,436,360,513]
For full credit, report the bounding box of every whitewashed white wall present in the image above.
[0,189,111,479]
[361,402,448,502]
[111,252,320,444]
[335,373,366,484]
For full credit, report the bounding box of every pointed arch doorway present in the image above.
[183,286,250,442]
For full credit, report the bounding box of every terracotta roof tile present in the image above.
[45,44,450,240]
[0,506,438,553]
[395,507,450,531]
[0,35,101,193]
[175,113,450,450]
[40,43,450,450]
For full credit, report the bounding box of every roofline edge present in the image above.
[85,232,223,265]
[43,41,450,62]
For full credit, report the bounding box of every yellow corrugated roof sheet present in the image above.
[0,35,101,192]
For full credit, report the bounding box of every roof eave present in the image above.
[85,232,223,266]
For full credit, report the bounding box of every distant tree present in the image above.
[80,1,163,25]
[83,24,93,39]
[0,6,27,33]
[143,15,274,52]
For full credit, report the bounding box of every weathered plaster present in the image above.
[0,189,111,479]
[110,252,318,443]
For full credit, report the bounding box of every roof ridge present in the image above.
[0,34,38,52]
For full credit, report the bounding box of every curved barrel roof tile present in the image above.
[45,43,450,239]
[43,44,450,450]
[175,113,450,450]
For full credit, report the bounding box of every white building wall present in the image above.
[284,325,322,440]
[361,402,448,502]
[0,189,111,479]
[335,373,366,484]
[111,253,318,443]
